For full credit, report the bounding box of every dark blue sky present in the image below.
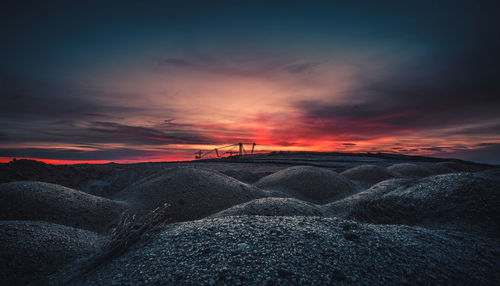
[1,1,499,163]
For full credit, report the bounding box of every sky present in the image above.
[1,0,499,164]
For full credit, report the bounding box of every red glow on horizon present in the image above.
[0,142,471,165]
[0,157,115,165]
[0,155,194,165]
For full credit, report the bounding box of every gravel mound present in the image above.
[0,181,128,233]
[0,159,119,189]
[436,161,480,172]
[340,164,394,184]
[326,178,412,217]
[424,163,455,175]
[79,165,169,198]
[344,173,500,236]
[115,167,267,221]
[211,198,330,217]
[220,169,271,183]
[74,216,500,285]
[387,163,434,178]
[484,168,500,177]
[255,166,357,203]
[0,220,108,286]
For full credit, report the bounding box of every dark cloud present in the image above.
[420,147,447,152]
[433,143,500,165]
[152,55,299,78]
[292,1,500,137]
[0,72,141,121]
[1,120,215,147]
[285,62,321,74]
[86,121,212,145]
[154,58,192,71]
[0,72,220,151]
[0,147,157,161]
[271,141,298,147]
[295,36,500,136]
[161,119,180,127]
[160,58,191,66]
[443,122,500,136]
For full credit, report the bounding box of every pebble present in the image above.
[237,243,248,250]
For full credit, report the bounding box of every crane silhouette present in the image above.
[194,142,256,159]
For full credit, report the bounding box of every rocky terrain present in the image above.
[75,216,499,286]
[0,152,499,285]
[255,166,358,203]
[0,221,108,285]
[114,167,268,221]
[0,182,127,233]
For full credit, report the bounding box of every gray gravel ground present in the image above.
[75,216,500,286]
[422,163,454,175]
[0,221,108,286]
[326,178,412,217]
[1,155,498,285]
[340,165,395,184]
[386,163,434,178]
[211,197,332,218]
[436,161,482,172]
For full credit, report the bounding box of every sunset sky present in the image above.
[1,1,499,164]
